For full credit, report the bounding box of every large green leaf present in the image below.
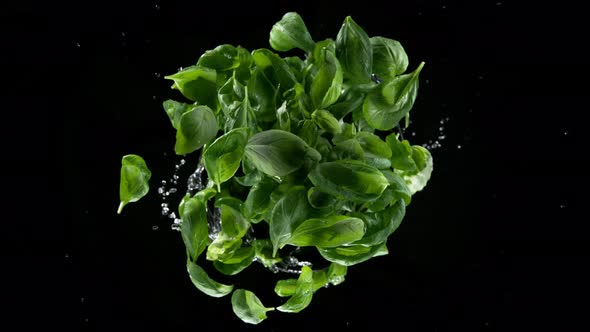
[397,145,433,194]
[198,44,239,72]
[385,133,418,172]
[277,266,314,313]
[335,16,372,83]
[118,155,151,214]
[310,48,343,109]
[175,106,219,155]
[312,109,341,135]
[287,215,365,248]
[187,261,233,298]
[356,132,392,169]
[270,186,313,256]
[351,200,405,246]
[164,66,218,109]
[213,246,255,275]
[318,242,388,266]
[308,160,389,202]
[180,196,209,260]
[202,128,249,190]
[327,262,347,285]
[231,289,274,325]
[362,62,424,130]
[162,100,193,130]
[274,269,328,297]
[270,12,315,53]
[370,37,409,80]
[245,129,313,177]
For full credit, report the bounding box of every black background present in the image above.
[4,0,586,331]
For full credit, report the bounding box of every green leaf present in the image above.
[245,129,311,177]
[296,119,318,147]
[276,101,291,132]
[252,49,298,93]
[397,145,433,194]
[175,106,219,155]
[198,44,239,72]
[213,246,255,275]
[362,62,424,130]
[118,154,151,214]
[385,133,418,172]
[331,139,364,161]
[335,16,372,83]
[270,186,313,256]
[275,269,328,297]
[243,176,279,221]
[162,99,193,130]
[327,262,347,285]
[231,289,274,325]
[203,128,249,190]
[207,204,250,261]
[180,196,209,260]
[312,109,341,135]
[381,170,412,205]
[248,66,278,123]
[318,242,388,266]
[287,215,365,248]
[164,66,218,109]
[253,239,283,267]
[370,37,409,80]
[187,261,233,298]
[277,266,314,313]
[327,88,365,120]
[310,48,343,109]
[308,160,389,202]
[352,200,405,246]
[270,12,315,53]
[356,132,392,169]
[307,187,339,210]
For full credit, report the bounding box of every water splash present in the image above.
[423,116,451,150]
[158,158,187,231]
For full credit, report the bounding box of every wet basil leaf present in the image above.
[243,176,280,222]
[398,145,433,194]
[270,12,315,53]
[203,128,249,190]
[356,132,392,169]
[385,133,418,172]
[162,99,193,130]
[288,215,365,248]
[352,200,405,246]
[275,269,327,297]
[363,62,424,130]
[310,49,343,109]
[336,16,372,83]
[213,246,255,275]
[318,242,388,266]
[308,160,389,202]
[381,170,412,205]
[206,204,250,261]
[187,261,233,298]
[118,155,151,214]
[180,196,209,260]
[327,262,347,285]
[270,186,313,256]
[312,109,341,134]
[253,239,283,267]
[175,106,219,155]
[371,37,409,80]
[198,44,239,72]
[231,289,274,325]
[245,129,311,177]
[165,66,218,109]
[277,266,314,313]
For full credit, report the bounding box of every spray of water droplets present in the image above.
[422,116,451,150]
[158,158,187,231]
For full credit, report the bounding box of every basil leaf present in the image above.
[164,66,218,109]
[218,76,245,119]
[275,269,328,297]
[243,176,279,222]
[362,62,424,130]
[270,12,315,53]
[296,119,318,147]
[270,186,313,256]
[307,187,339,210]
[382,170,412,205]
[312,109,341,135]
[187,261,233,298]
[327,88,365,120]
[252,49,297,93]
[248,67,278,123]
[245,129,311,177]
[335,16,372,83]
[370,36,409,80]
[198,44,238,72]
[310,48,343,109]
[366,187,394,212]
[162,99,193,130]
[318,242,388,266]
[206,204,250,261]
[356,132,392,169]
[231,289,274,325]
[385,133,418,172]
[203,128,249,190]
[224,87,257,132]
[287,215,365,248]
[180,196,209,260]
[213,246,255,275]
[352,200,405,246]
[398,145,433,194]
[276,101,291,132]
[175,106,219,155]
[308,160,389,202]
[277,266,314,313]
[331,139,364,162]
[118,155,151,214]
[327,262,347,285]
[253,239,283,267]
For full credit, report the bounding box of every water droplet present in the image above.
[457,145,462,149]
[439,127,444,131]
[154,72,161,78]
[563,131,569,136]
[169,212,176,219]
[154,4,160,10]
[76,42,81,48]
[559,204,565,209]
[178,66,184,71]
[157,187,164,194]
[65,253,70,258]
[84,318,89,323]
[442,5,446,9]
[81,297,85,303]
[168,188,177,194]
[121,32,126,37]
[152,225,159,230]
[152,96,157,100]
[425,79,430,84]
[173,175,179,180]
[180,159,186,165]
[496,2,502,5]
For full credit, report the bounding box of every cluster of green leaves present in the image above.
[118,12,432,324]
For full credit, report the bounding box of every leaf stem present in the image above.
[117,201,125,214]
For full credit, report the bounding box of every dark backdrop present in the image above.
[5,0,585,331]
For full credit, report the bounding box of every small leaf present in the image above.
[371,36,409,80]
[310,48,343,109]
[397,146,433,194]
[164,66,218,109]
[275,269,328,297]
[385,133,418,172]
[287,215,365,248]
[231,289,274,325]
[335,16,373,83]
[162,100,193,130]
[203,128,249,190]
[351,200,405,246]
[308,160,389,202]
[253,239,283,268]
[277,266,314,313]
[118,155,151,214]
[270,12,315,53]
[312,109,341,135]
[245,129,311,177]
[187,261,233,298]
[327,262,347,285]
[270,186,313,256]
[175,106,219,155]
